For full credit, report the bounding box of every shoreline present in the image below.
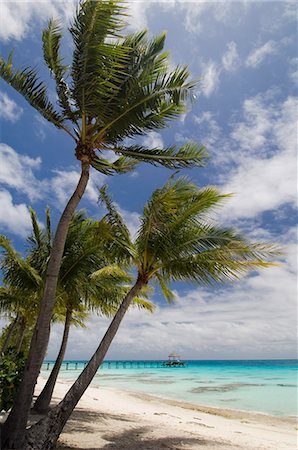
[48,376,296,422]
[34,377,296,449]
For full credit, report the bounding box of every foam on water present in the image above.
[41,359,297,416]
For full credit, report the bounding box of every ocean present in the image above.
[41,359,297,417]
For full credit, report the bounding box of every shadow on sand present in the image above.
[56,408,231,450]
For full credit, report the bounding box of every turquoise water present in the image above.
[42,359,298,417]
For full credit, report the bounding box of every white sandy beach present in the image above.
[30,378,298,450]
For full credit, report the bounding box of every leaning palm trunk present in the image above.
[25,278,144,450]
[1,316,18,353]
[15,316,27,354]
[2,162,90,450]
[33,309,73,413]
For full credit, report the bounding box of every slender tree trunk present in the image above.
[1,316,18,353]
[1,161,90,450]
[33,309,72,413]
[15,316,26,354]
[25,278,144,450]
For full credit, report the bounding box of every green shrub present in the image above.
[0,350,25,412]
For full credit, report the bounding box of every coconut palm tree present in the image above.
[0,234,43,355]
[0,288,37,355]
[24,177,279,449]
[0,2,207,444]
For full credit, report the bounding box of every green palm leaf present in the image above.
[90,155,138,175]
[42,19,74,119]
[70,0,128,115]
[109,142,208,169]
[0,53,66,129]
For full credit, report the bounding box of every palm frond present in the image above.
[155,273,176,303]
[70,0,128,115]
[0,53,67,129]
[161,241,281,285]
[42,19,75,119]
[109,142,208,169]
[0,235,42,290]
[131,297,156,313]
[98,185,134,260]
[90,155,138,175]
[28,208,42,248]
[93,63,197,144]
[90,265,133,285]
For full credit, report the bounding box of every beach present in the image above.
[34,377,297,450]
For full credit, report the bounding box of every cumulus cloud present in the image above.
[0,91,23,122]
[0,144,106,219]
[200,61,221,97]
[193,111,221,152]
[222,41,240,72]
[245,40,278,68]
[179,1,249,35]
[288,57,298,86]
[219,95,297,220]
[0,1,76,41]
[51,168,106,207]
[117,206,140,240]
[0,189,31,236]
[142,131,164,149]
[0,143,44,201]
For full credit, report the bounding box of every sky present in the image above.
[0,0,297,360]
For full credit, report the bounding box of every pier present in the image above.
[42,360,187,371]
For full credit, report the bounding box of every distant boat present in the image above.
[162,352,186,367]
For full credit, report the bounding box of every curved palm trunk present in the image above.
[15,316,27,354]
[2,161,90,450]
[1,316,18,353]
[33,309,72,413]
[25,278,144,450]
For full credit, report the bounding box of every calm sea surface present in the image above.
[42,359,297,417]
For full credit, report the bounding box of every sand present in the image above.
[29,378,297,450]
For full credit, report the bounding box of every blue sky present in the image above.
[0,1,297,360]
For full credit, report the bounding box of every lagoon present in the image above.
[42,359,297,417]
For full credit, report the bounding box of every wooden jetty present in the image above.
[43,359,187,371]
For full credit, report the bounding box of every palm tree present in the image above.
[0,2,207,445]
[0,235,43,355]
[25,177,279,449]
[0,288,34,355]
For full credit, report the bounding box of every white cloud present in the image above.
[142,131,164,149]
[126,1,151,31]
[117,206,140,240]
[288,57,298,86]
[51,168,105,207]
[0,143,44,201]
[179,1,249,35]
[0,144,106,213]
[0,1,77,41]
[200,61,221,97]
[193,111,221,153]
[219,96,298,220]
[230,96,273,154]
[0,91,23,122]
[245,40,278,68]
[222,41,240,72]
[0,189,31,236]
